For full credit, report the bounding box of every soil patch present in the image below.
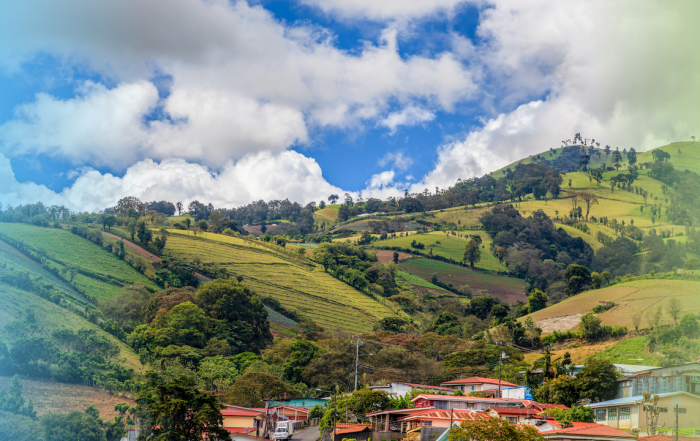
[374,250,412,263]
[536,313,584,334]
[0,376,135,419]
[102,232,160,262]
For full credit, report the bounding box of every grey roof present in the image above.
[586,391,700,408]
[613,364,659,376]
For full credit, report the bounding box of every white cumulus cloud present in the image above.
[378,106,435,135]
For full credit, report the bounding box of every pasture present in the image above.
[524,278,700,331]
[370,233,508,272]
[398,258,528,304]
[0,223,158,301]
[164,230,400,333]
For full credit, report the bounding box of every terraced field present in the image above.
[524,278,700,331]
[398,258,527,304]
[164,230,400,333]
[0,223,158,301]
[369,233,508,272]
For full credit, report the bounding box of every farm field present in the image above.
[586,336,663,365]
[523,340,619,365]
[314,205,340,225]
[429,206,490,227]
[370,233,508,272]
[0,282,142,371]
[164,230,400,333]
[0,376,136,419]
[398,258,527,304]
[396,270,450,293]
[0,223,158,302]
[524,278,700,331]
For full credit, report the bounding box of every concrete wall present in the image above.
[594,395,700,430]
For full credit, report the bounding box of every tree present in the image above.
[679,314,700,338]
[601,270,612,286]
[319,200,326,209]
[117,196,145,217]
[41,410,107,441]
[392,251,399,264]
[283,339,324,383]
[627,147,637,167]
[102,214,116,231]
[195,280,273,353]
[176,202,183,215]
[224,372,300,408]
[612,148,623,170]
[545,406,594,426]
[196,219,209,232]
[564,264,591,295]
[533,375,579,408]
[260,221,267,234]
[0,375,36,418]
[667,298,681,325]
[527,289,548,313]
[127,219,137,241]
[154,231,167,255]
[579,313,603,341]
[642,392,663,436]
[346,389,391,416]
[631,310,644,334]
[575,359,618,402]
[463,239,481,269]
[136,219,152,245]
[447,417,543,441]
[579,191,598,221]
[137,374,231,441]
[328,194,339,205]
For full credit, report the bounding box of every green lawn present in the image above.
[586,336,663,366]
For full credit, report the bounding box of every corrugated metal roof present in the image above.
[586,391,700,408]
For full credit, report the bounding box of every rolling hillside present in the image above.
[163,230,402,333]
[523,276,700,332]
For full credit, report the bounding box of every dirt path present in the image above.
[102,232,160,262]
[536,313,584,333]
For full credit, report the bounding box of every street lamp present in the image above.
[317,388,337,441]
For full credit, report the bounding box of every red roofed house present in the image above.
[440,377,519,396]
[331,423,372,441]
[484,406,543,424]
[369,382,456,396]
[411,393,527,411]
[638,437,699,441]
[397,409,492,441]
[272,405,309,422]
[221,406,280,436]
[535,420,635,440]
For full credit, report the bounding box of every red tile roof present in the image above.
[221,408,265,417]
[331,423,372,436]
[541,421,635,438]
[412,394,526,403]
[366,407,432,417]
[485,407,543,417]
[398,409,493,422]
[440,377,519,387]
[530,403,569,411]
[397,382,456,391]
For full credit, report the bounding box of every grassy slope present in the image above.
[524,277,700,331]
[0,223,158,302]
[314,205,340,226]
[398,258,528,304]
[368,232,508,272]
[164,230,400,333]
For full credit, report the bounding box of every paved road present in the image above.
[293,426,321,441]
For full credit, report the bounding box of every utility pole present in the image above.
[352,336,364,391]
[497,341,503,399]
[675,404,679,441]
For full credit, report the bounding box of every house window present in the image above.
[619,407,630,420]
[675,408,687,414]
[596,409,607,422]
[422,421,432,426]
[658,407,668,413]
[506,417,517,423]
[608,408,617,421]
[468,386,477,392]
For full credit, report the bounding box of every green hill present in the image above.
[163,230,402,333]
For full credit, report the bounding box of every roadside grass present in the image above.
[398,258,528,304]
[163,230,400,333]
[523,278,700,331]
[0,223,158,301]
[369,233,507,272]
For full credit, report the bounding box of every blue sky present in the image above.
[0,0,697,211]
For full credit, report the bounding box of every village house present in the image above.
[484,406,542,424]
[397,409,492,441]
[439,376,519,395]
[586,391,700,432]
[221,405,282,436]
[369,381,455,396]
[272,405,310,422]
[412,393,529,410]
[615,362,700,398]
[331,423,372,441]
[265,398,329,410]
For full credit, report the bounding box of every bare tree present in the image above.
[579,191,599,221]
[667,298,681,325]
[631,310,644,334]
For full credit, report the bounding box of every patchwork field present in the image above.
[0,223,158,302]
[428,206,490,227]
[398,258,527,304]
[370,232,508,272]
[164,230,400,333]
[314,205,340,226]
[586,336,664,365]
[524,278,700,331]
